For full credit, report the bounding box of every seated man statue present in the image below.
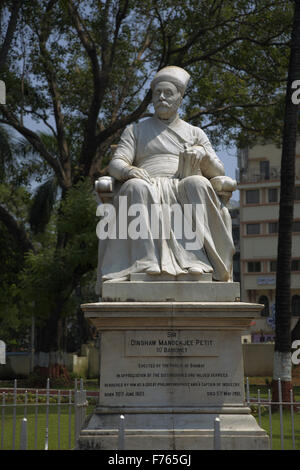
[96,66,236,295]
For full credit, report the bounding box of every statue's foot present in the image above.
[145,266,161,275]
[188,267,203,274]
[104,276,129,282]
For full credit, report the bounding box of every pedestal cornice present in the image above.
[81,301,263,330]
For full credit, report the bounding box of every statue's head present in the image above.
[151,66,190,120]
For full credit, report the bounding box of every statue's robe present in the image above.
[96,115,234,294]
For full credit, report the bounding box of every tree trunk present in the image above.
[0,0,22,73]
[292,318,300,342]
[272,0,300,404]
[34,304,71,384]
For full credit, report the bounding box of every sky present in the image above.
[218,145,239,201]
[218,146,237,180]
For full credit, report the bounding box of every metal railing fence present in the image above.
[1,377,299,450]
[245,377,300,450]
[0,378,88,450]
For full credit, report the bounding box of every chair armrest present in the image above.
[210,176,237,204]
[95,176,115,194]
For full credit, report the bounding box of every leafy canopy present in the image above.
[0,0,294,351]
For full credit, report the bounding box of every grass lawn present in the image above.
[253,409,300,450]
[1,404,95,450]
[247,381,300,450]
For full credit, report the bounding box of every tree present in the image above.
[0,128,97,375]
[0,125,34,351]
[272,0,300,403]
[0,0,23,73]
[0,0,294,376]
[0,210,32,351]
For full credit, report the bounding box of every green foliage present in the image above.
[0,180,33,349]
[250,404,269,417]
[2,1,293,159]
[0,125,13,179]
[20,179,98,322]
[0,0,295,353]
[57,179,98,272]
[29,178,58,234]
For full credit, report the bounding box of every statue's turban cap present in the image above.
[151,66,190,95]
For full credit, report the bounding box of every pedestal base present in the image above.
[80,300,269,450]
[77,410,269,450]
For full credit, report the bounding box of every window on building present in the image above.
[245,189,260,204]
[259,295,270,317]
[294,186,300,201]
[270,260,277,272]
[260,161,270,180]
[292,295,300,316]
[233,252,240,283]
[246,223,260,235]
[292,221,300,232]
[268,188,278,203]
[291,260,300,271]
[268,222,278,234]
[232,226,240,243]
[230,209,239,218]
[247,261,261,272]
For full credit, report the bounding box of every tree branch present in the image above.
[66,0,100,74]
[109,0,130,67]
[188,101,278,121]
[96,89,152,145]
[0,105,66,187]
[206,57,287,84]
[37,10,70,184]
[225,112,266,134]
[0,0,22,72]
[153,4,169,69]
[22,108,57,137]
[170,1,288,58]
[66,0,108,176]
[182,34,289,67]
[110,29,152,123]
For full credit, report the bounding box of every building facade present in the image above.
[228,199,240,284]
[237,140,300,341]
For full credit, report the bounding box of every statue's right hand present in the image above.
[123,166,153,184]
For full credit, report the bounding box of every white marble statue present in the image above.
[96,66,236,295]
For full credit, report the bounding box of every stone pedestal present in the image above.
[78,300,269,450]
[102,274,241,302]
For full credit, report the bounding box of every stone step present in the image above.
[102,281,240,302]
[129,272,213,282]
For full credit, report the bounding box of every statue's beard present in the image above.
[154,100,181,120]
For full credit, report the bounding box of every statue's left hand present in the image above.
[180,144,206,169]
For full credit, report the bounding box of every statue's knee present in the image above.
[120,178,150,195]
[182,175,212,191]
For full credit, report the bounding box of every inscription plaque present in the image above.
[99,330,245,407]
[126,330,219,356]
